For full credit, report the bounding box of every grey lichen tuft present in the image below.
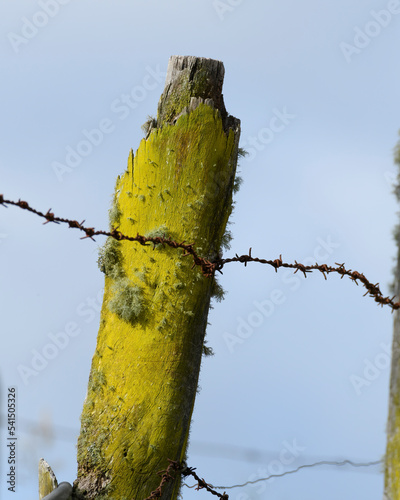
[202,340,214,357]
[220,229,233,251]
[98,238,124,279]
[141,115,157,138]
[237,146,249,158]
[98,238,146,322]
[109,196,122,227]
[233,175,243,194]
[145,224,169,249]
[211,279,225,302]
[88,369,107,394]
[108,278,143,324]
[390,133,400,294]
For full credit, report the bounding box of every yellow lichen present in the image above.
[77,102,239,499]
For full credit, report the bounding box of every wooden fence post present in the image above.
[384,141,400,499]
[39,459,58,500]
[74,55,241,500]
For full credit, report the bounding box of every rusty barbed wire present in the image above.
[143,459,181,500]
[206,458,383,490]
[143,460,228,500]
[217,250,400,310]
[0,195,215,276]
[180,463,228,500]
[1,195,399,311]
[144,457,381,499]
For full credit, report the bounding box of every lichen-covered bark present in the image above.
[384,138,400,499]
[385,310,400,499]
[39,459,58,500]
[75,56,240,500]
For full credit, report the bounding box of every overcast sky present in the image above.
[1,1,400,499]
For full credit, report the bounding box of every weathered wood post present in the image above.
[384,141,400,499]
[74,55,240,500]
[39,459,58,500]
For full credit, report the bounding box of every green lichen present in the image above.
[194,195,205,208]
[220,229,233,251]
[109,196,122,227]
[77,99,240,500]
[202,341,214,357]
[85,430,109,467]
[233,175,243,194]
[135,267,148,282]
[108,278,143,324]
[145,225,169,249]
[157,317,168,331]
[88,368,107,394]
[211,279,225,302]
[389,133,400,294]
[141,115,157,137]
[98,238,124,279]
[174,282,185,290]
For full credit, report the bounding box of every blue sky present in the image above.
[1,1,400,499]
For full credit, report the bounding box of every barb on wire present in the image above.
[143,460,228,500]
[150,458,382,497]
[190,459,383,491]
[144,459,181,500]
[180,463,228,500]
[2,195,399,311]
[217,251,400,310]
[0,195,216,277]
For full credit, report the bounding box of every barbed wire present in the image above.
[143,460,228,500]
[204,458,383,490]
[0,195,216,276]
[145,457,382,500]
[144,460,182,500]
[219,251,399,310]
[1,195,399,310]
[180,463,228,499]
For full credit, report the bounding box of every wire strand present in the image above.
[199,459,383,490]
